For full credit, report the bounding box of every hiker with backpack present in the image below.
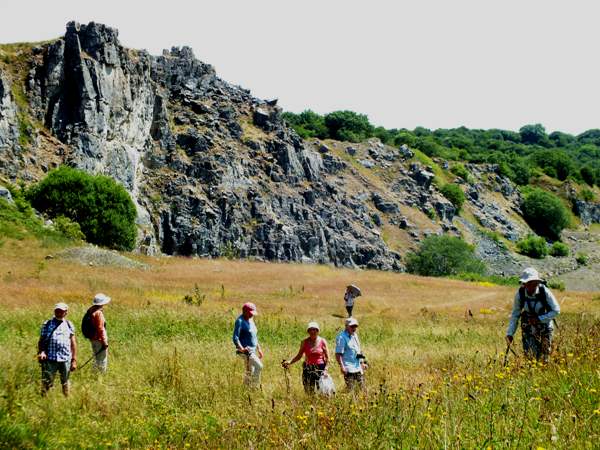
[82,293,111,373]
[506,268,560,363]
[282,321,332,394]
[233,302,263,388]
[37,303,77,396]
[335,317,367,391]
[344,285,361,317]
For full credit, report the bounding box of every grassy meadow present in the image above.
[0,237,598,449]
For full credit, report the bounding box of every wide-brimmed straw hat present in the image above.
[519,267,542,284]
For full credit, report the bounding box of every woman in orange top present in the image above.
[282,322,329,393]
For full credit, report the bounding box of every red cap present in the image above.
[242,302,257,316]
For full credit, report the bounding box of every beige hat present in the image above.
[54,302,69,311]
[519,267,542,284]
[345,317,359,327]
[93,293,111,306]
[307,321,320,331]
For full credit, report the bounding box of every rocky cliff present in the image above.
[0,22,596,276]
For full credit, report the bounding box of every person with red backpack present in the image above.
[505,268,560,363]
[82,293,111,373]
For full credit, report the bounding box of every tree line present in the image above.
[282,111,600,188]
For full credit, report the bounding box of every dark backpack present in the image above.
[518,282,551,317]
[81,308,95,339]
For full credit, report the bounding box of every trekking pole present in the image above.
[281,360,291,394]
[503,341,513,367]
[77,346,106,371]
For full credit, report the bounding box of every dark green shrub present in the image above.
[27,166,137,251]
[580,166,596,186]
[516,235,548,258]
[549,241,569,257]
[521,188,570,240]
[547,279,566,291]
[323,110,374,142]
[576,253,588,265]
[440,183,465,211]
[405,235,486,277]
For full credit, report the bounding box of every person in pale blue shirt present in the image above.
[506,267,560,362]
[232,302,263,387]
[335,317,366,390]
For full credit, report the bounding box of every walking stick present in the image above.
[281,359,291,394]
[78,346,106,371]
[503,341,517,367]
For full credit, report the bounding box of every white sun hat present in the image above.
[93,293,111,306]
[54,302,69,311]
[307,321,320,331]
[519,267,542,284]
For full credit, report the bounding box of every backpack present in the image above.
[81,307,96,339]
[518,282,551,317]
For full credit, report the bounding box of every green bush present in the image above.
[516,235,548,258]
[576,253,588,265]
[405,235,486,277]
[450,163,472,182]
[579,189,595,202]
[549,241,569,257]
[580,166,596,186]
[281,110,329,139]
[27,166,137,251]
[547,279,566,291]
[440,183,465,211]
[52,216,85,241]
[521,188,570,240]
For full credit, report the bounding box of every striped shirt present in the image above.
[40,318,75,362]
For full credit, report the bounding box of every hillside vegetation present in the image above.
[283,110,600,190]
[0,219,598,448]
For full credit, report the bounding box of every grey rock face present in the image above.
[574,200,600,225]
[0,22,402,270]
[0,185,13,203]
[0,73,19,164]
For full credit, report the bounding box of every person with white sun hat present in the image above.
[506,267,560,362]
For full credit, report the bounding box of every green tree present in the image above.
[281,110,329,139]
[580,166,596,186]
[521,188,570,241]
[405,235,486,277]
[519,124,550,147]
[324,110,374,142]
[27,166,137,251]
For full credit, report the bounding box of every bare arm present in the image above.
[336,353,346,374]
[70,335,77,370]
[284,341,304,367]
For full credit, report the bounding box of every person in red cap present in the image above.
[232,302,263,387]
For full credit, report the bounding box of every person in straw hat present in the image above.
[344,284,361,317]
[82,293,111,373]
[37,302,77,396]
[282,321,330,394]
[506,267,560,362]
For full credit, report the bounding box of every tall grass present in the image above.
[0,238,598,448]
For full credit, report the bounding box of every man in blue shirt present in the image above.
[37,303,77,396]
[506,267,560,362]
[232,302,263,387]
[335,317,366,390]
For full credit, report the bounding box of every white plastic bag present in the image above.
[318,373,336,396]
